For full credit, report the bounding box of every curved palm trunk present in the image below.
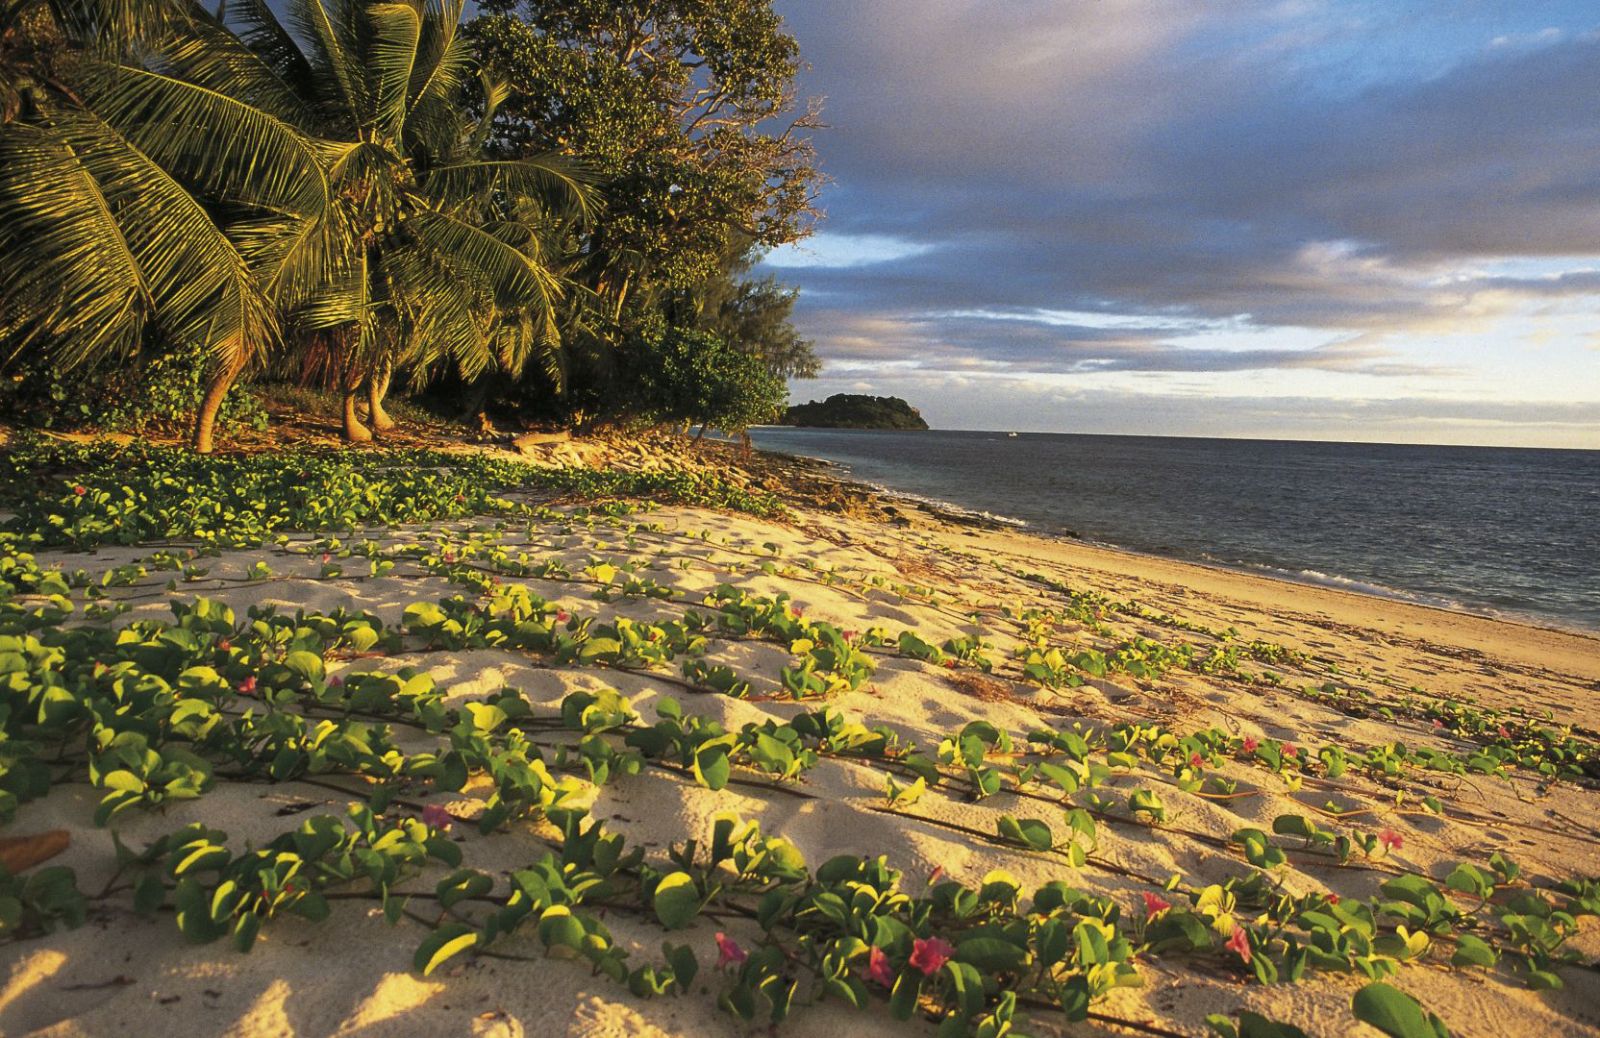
[193,352,247,454]
[367,357,395,433]
[333,326,371,443]
[342,385,372,442]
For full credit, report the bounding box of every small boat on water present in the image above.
[1007,432,1019,438]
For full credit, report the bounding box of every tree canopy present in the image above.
[0,0,822,447]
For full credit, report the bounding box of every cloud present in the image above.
[762,233,933,269]
[787,368,1600,448]
[764,0,1600,443]
[796,307,1448,377]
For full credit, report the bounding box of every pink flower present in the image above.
[1225,928,1252,964]
[1325,893,1340,905]
[72,485,86,497]
[715,932,747,969]
[1497,725,1511,739]
[843,630,859,641]
[928,864,946,886]
[328,675,344,688]
[217,638,231,652]
[236,676,257,695]
[1141,891,1172,917]
[320,553,332,564]
[865,946,894,986]
[1431,718,1444,729]
[791,607,804,620]
[1189,752,1205,770]
[943,659,957,669]
[1281,742,1298,758]
[421,803,452,830]
[908,936,954,976]
[1241,737,1259,754]
[1378,828,1403,852]
[555,610,571,623]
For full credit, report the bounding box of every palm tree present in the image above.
[194,0,592,442]
[1,0,590,450]
[0,0,296,451]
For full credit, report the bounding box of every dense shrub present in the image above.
[0,341,267,435]
[627,328,787,433]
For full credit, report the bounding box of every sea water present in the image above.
[747,428,1600,632]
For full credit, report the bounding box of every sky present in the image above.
[761,1,1600,448]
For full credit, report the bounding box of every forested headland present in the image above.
[782,394,929,430]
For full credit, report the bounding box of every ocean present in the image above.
[746,428,1600,632]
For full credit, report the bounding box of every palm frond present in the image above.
[229,206,351,315]
[46,0,191,51]
[79,61,329,219]
[151,9,310,123]
[0,123,146,368]
[1,110,274,374]
[381,237,487,380]
[53,107,275,370]
[288,0,367,127]
[422,155,598,223]
[467,69,510,153]
[402,0,469,149]
[223,0,315,95]
[369,1,420,142]
[407,207,562,310]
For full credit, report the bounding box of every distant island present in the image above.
[781,394,930,430]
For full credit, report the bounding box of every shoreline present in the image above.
[730,438,1600,731]
[745,438,1600,641]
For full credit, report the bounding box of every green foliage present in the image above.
[0,445,1593,1038]
[627,328,787,433]
[0,341,268,434]
[1352,982,1452,1038]
[471,0,817,288]
[465,0,818,421]
[667,240,819,379]
[0,441,785,558]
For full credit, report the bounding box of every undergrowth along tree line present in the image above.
[0,0,820,447]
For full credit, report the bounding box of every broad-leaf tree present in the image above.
[469,0,821,353]
[667,239,819,380]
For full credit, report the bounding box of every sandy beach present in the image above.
[0,441,1596,1038]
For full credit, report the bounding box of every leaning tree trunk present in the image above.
[336,333,372,443]
[342,385,372,443]
[455,377,493,438]
[366,357,395,433]
[193,352,247,454]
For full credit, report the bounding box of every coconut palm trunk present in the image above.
[337,328,371,441]
[193,351,247,454]
[367,355,395,432]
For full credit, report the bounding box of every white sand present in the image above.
[1,494,1597,1038]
